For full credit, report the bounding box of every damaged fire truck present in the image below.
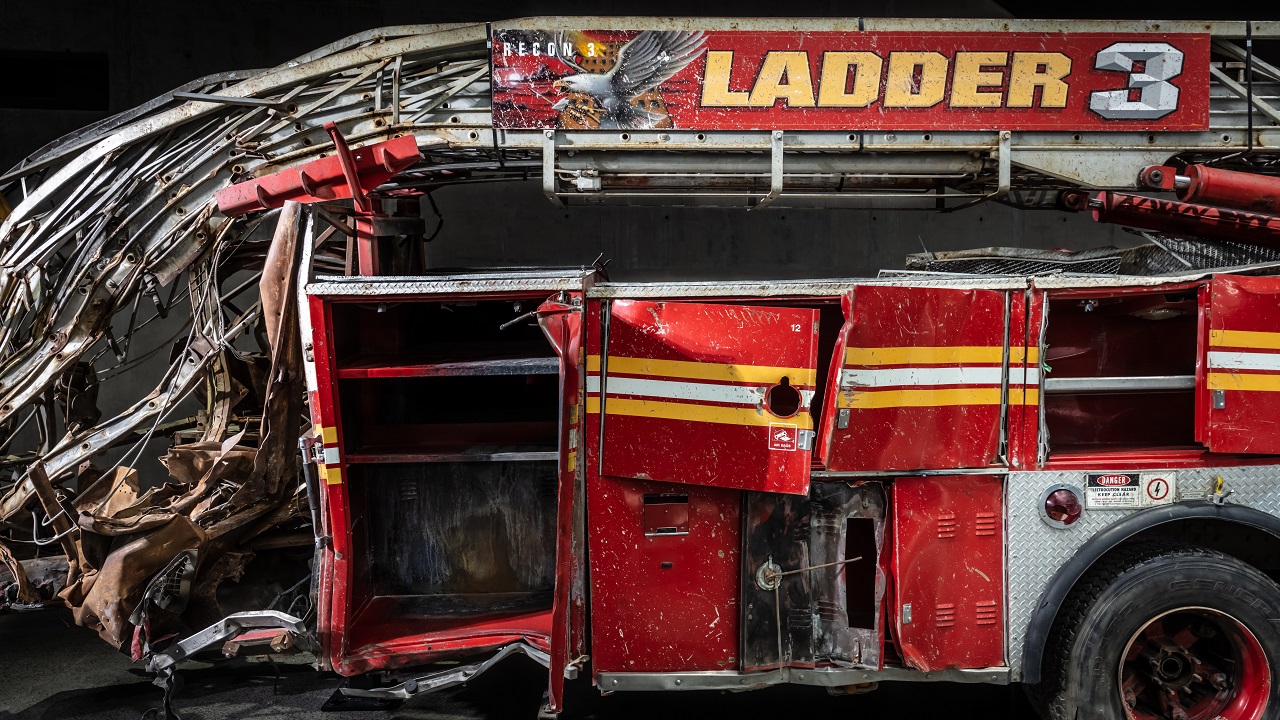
[9,16,1280,720]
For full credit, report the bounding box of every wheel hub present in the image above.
[1119,608,1270,720]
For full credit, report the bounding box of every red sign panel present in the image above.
[492,29,1210,131]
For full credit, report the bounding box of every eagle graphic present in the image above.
[551,30,706,129]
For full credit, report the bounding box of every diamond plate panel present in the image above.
[586,269,1280,301]
[307,268,595,297]
[1006,465,1280,678]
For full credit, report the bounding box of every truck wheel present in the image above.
[1036,543,1280,720]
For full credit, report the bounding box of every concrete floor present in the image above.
[1,609,1039,719]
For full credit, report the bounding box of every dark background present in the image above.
[0,4,1274,718]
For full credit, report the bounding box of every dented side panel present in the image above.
[592,299,819,495]
[823,286,1017,472]
[1204,275,1280,454]
[587,475,742,673]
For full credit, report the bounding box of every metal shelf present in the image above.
[1043,375,1195,394]
[337,355,558,379]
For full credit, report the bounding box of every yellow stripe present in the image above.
[321,464,343,485]
[315,425,338,444]
[567,450,577,473]
[1207,372,1280,392]
[1210,329,1280,350]
[837,387,1004,409]
[1010,388,1040,405]
[586,396,813,429]
[586,355,816,386]
[846,346,1007,366]
[1010,346,1040,364]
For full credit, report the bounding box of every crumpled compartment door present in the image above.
[593,300,819,495]
[821,286,1015,472]
[1203,275,1280,453]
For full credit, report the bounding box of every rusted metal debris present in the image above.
[0,21,496,661]
[0,203,306,654]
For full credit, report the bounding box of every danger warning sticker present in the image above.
[1086,472,1177,509]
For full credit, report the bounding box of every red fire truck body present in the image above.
[301,267,1280,718]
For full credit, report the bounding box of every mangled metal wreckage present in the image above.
[9,16,1280,720]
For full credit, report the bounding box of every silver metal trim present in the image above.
[341,643,551,700]
[307,269,595,296]
[1043,375,1196,393]
[812,467,1008,479]
[595,666,1011,692]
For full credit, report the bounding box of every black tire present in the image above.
[1031,542,1280,720]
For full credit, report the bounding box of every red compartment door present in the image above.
[821,285,1013,472]
[594,300,819,495]
[893,475,1005,671]
[1205,275,1280,453]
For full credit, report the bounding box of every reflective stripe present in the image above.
[846,346,1006,366]
[586,355,815,386]
[586,396,813,429]
[840,366,1039,388]
[1207,351,1280,372]
[321,465,343,485]
[1009,388,1041,405]
[1210,329,1280,350]
[1010,346,1041,364]
[837,387,1004,409]
[323,446,341,465]
[588,375,760,404]
[586,375,813,407]
[1207,372,1280,392]
[315,425,338,444]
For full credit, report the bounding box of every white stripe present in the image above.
[323,446,341,465]
[1208,351,1280,372]
[841,367,1021,388]
[586,376,813,407]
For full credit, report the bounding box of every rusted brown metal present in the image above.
[0,538,39,605]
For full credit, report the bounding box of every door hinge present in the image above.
[1213,389,1226,410]
[837,408,850,429]
[798,430,815,450]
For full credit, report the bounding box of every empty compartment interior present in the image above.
[331,298,556,368]
[1043,291,1199,452]
[325,294,564,656]
[338,374,559,459]
[345,461,558,647]
[844,517,878,630]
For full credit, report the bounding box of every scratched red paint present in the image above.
[821,286,1010,472]
[537,294,586,712]
[1204,275,1280,454]
[893,475,1005,671]
[595,299,818,495]
[586,476,742,673]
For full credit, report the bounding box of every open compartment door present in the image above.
[821,285,1013,472]
[536,294,587,712]
[593,300,819,495]
[1204,275,1280,454]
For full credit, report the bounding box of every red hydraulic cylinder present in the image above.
[1177,165,1280,215]
[1087,191,1280,248]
